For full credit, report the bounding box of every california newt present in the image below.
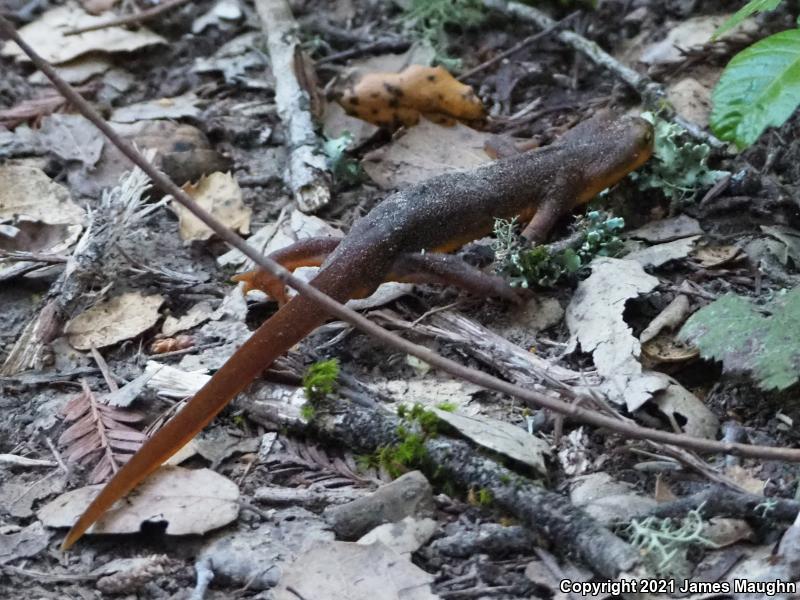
[61,114,653,549]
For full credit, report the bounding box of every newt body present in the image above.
[62,115,653,549]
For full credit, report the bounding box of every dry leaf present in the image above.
[110,93,201,124]
[336,64,485,128]
[58,381,146,483]
[273,541,438,600]
[1,4,165,65]
[38,466,240,537]
[38,114,104,168]
[65,292,165,350]
[432,408,550,475]
[150,335,194,354]
[362,119,493,189]
[0,165,85,225]
[566,258,666,411]
[172,172,251,241]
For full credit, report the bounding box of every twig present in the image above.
[5,14,800,463]
[317,37,411,65]
[63,0,191,36]
[458,10,579,81]
[42,435,69,475]
[254,0,331,212]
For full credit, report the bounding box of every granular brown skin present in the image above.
[61,115,653,550]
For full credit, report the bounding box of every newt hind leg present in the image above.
[233,237,342,305]
[388,252,524,304]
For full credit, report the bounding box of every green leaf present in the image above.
[679,288,800,390]
[711,29,800,148]
[712,0,782,40]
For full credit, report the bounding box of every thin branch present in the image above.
[4,14,800,462]
[458,10,579,81]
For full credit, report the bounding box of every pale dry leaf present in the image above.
[432,408,550,475]
[362,119,493,189]
[566,258,665,411]
[1,4,166,64]
[627,235,701,268]
[38,466,240,537]
[570,472,658,526]
[628,215,703,242]
[172,172,251,241]
[110,93,202,123]
[273,541,438,600]
[161,300,215,336]
[639,15,757,65]
[0,165,85,225]
[38,114,104,167]
[65,292,165,350]
[666,76,714,128]
[0,522,51,565]
[653,379,719,439]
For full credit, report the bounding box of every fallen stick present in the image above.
[254,0,331,213]
[4,14,800,465]
[247,391,644,578]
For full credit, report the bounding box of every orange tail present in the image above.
[61,272,356,549]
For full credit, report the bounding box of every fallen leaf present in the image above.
[362,119,493,189]
[1,4,166,64]
[653,379,719,439]
[336,64,484,128]
[667,76,714,128]
[38,114,104,167]
[639,15,757,65]
[28,53,113,85]
[110,93,202,124]
[192,0,242,34]
[628,215,703,242]
[192,32,269,85]
[642,333,700,363]
[626,235,701,268]
[80,0,118,14]
[38,466,239,537]
[570,472,658,526]
[0,522,51,565]
[432,408,550,475]
[0,165,85,225]
[692,244,742,268]
[65,292,165,350]
[273,541,438,600]
[566,258,666,411]
[162,301,215,336]
[172,172,251,241]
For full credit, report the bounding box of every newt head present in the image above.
[574,115,654,205]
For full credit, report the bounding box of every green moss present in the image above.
[303,358,340,402]
[476,488,493,506]
[435,401,457,412]
[300,403,317,421]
